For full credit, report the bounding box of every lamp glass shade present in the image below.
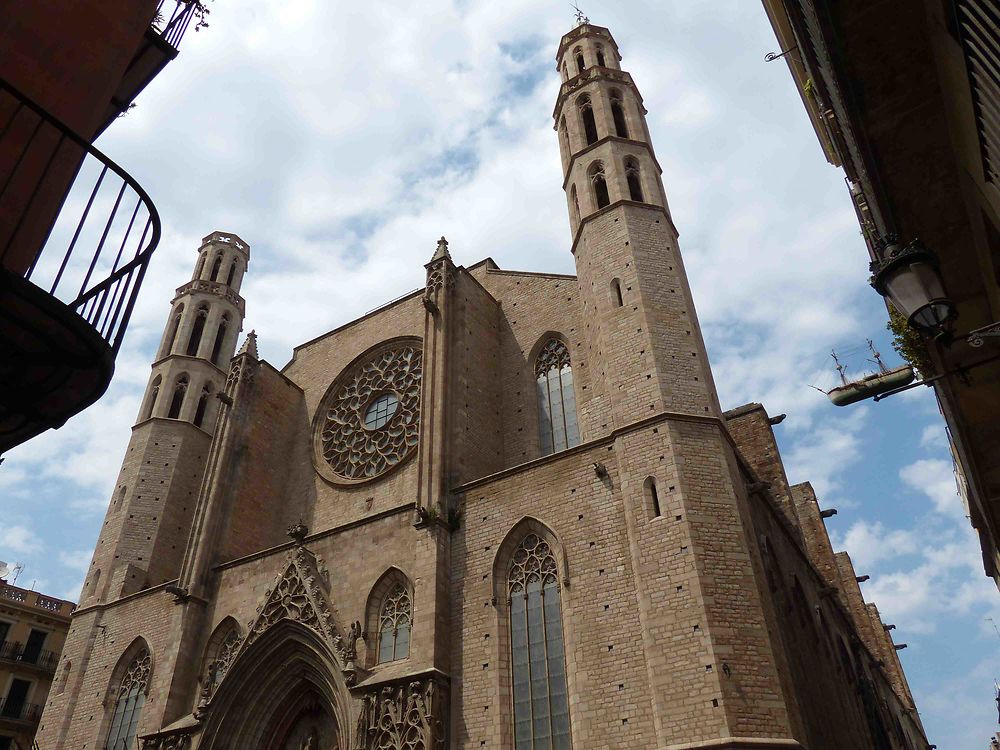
[880,257,952,330]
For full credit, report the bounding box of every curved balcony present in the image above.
[0,80,161,453]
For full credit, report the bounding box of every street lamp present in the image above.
[870,237,955,334]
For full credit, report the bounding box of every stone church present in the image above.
[38,22,930,750]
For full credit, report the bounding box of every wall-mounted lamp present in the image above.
[870,237,955,335]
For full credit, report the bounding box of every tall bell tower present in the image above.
[80,231,249,606]
[555,23,722,429]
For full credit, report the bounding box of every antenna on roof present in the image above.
[570,2,589,25]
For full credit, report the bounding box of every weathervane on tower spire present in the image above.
[570,2,589,25]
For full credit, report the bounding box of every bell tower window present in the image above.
[535,338,581,455]
[226,260,238,287]
[574,46,585,74]
[578,95,598,146]
[589,161,610,209]
[624,158,643,202]
[210,254,223,282]
[610,90,629,138]
[570,184,580,224]
[167,374,189,419]
[186,305,209,356]
[193,384,212,428]
[596,46,606,67]
[211,313,230,365]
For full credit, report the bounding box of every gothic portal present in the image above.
[37,22,928,750]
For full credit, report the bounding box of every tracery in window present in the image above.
[507,534,571,750]
[205,625,241,693]
[377,583,411,663]
[577,95,598,146]
[624,157,643,202]
[105,647,150,750]
[535,339,581,456]
[588,161,609,209]
[610,90,629,138]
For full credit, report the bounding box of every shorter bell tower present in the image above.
[80,231,249,605]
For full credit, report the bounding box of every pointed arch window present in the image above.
[186,305,209,356]
[162,305,183,357]
[226,260,238,287]
[610,278,623,308]
[574,46,585,74]
[535,339,581,455]
[193,383,213,428]
[194,254,206,281]
[167,374,189,419]
[577,95,598,146]
[596,46,606,67]
[570,185,580,224]
[610,90,629,138]
[377,583,411,663]
[210,254,223,282]
[558,116,570,160]
[205,625,241,693]
[624,157,643,202]
[211,313,230,365]
[508,533,572,750]
[588,161,609,209]
[104,648,150,750]
[143,375,161,420]
[561,61,569,81]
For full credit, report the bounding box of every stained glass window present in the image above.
[105,648,150,750]
[377,583,411,663]
[535,340,581,456]
[508,534,571,750]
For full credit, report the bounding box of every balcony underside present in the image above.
[0,268,114,453]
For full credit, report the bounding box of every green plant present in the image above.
[886,305,936,378]
[804,77,815,99]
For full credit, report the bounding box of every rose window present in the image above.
[318,344,422,481]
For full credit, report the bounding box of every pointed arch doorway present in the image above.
[198,621,352,750]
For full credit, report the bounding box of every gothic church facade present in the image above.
[38,23,929,750]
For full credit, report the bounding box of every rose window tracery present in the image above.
[319,344,422,481]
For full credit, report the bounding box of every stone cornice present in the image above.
[552,66,645,122]
[560,136,663,191]
[555,24,619,64]
[172,278,246,316]
[569,200,680,255]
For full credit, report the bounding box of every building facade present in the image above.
[39,23,930,750]
[759,0,1000,592]
[0,580,74,750]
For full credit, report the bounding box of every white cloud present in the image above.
[919,424,948,451]
[835,520,917,569]
[0,525,42,555]
[899,458,961,518]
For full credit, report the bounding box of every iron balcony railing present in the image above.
[0,641,60,672]
[0,79,161,355]
[0,697,43,723]
[153,0,209,50]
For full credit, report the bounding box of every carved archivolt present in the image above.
[140,731,193,750]
[355,677,447,750]
[318,343,422,482]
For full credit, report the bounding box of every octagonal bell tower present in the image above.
[554,23,721,429]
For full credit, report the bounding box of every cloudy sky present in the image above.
[3,1,999,745]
